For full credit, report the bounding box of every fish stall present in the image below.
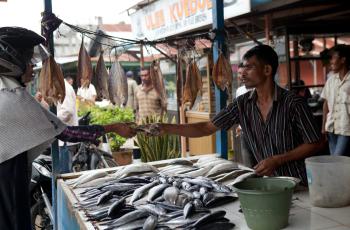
[57,155,350,230]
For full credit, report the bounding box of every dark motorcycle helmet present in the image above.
[0,27,46,77]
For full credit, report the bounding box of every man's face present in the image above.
[140,70,151,85]
[67,78,73,85]
[237,67,244,82]
[241,56,269,88]
[330,52,345,73]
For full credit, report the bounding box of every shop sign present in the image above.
[130,0,250,40]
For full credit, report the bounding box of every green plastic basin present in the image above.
[233,178,296,230]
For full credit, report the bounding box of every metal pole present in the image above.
[285,29,292,90]
[293,38,300,83]
[42,0,58,229]
[140,43,144,68]
[212,0,227,159]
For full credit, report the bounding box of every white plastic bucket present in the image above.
[305,156,350,208]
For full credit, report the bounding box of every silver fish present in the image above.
[130,180,159,205]
[230,171,257,186]
[205,162,239,178]
[147,184,170,202]
[143,215,158,230]
[163,186,180,204]
[215,169,253,183]
[109,209,149,228]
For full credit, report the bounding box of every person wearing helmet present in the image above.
[0,27,135,229]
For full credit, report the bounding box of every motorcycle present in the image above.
[73,111,118,171]
[30,153,53,230]
[30,112,118,229]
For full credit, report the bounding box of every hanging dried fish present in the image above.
[77,39,93,87]
[39,56,65,105]
[212,53,233,92]
[182,60,202,109]
[108,59,128,106]
[150,60,167,112]
[176,56,185,106]
[94,51,109,101]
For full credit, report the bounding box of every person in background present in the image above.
[236,62,252,98]
[126,70,138,112]
[135,67,163,122]
[35,91,50,110]
[57,76,79,173]
[291,79,312,101]
[0,26,135,229]
[146,45,324,185]
[77,78,97,103]
[321,44,350,156]
[235,62,254,167]
[65,75,74,86]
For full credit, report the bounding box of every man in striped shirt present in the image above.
[150,45,323,185]
[135,67,164,122]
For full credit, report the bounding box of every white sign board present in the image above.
[130,0,251,40]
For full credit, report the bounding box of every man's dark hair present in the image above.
[330,44,350,68]
[238,62,244,68]
[140,66,150,72]
[243,45,279,77]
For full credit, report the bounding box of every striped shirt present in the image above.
[212,84,321,184]
[135,85,162,122]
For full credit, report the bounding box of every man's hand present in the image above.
[136,123,165,136]
[254,156,283,176]
[105,122,136,138]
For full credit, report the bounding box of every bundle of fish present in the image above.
[150,60,167,112]
[182,60,202,109]
[68,160,258,229]
[77,39,93,88]
[72,174,236,229]
[212,53,233,92]
[108,59,128,106]
[38,56,65,105]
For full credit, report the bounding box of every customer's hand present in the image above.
[136,123,165,136]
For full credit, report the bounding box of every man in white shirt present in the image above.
[57,76,79,172]
[126,71,138,112]
[77,79,97,103]
[321,44,350,156]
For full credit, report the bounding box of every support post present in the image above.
[42,0,58,229]
[140,43,144,68]
[285,29,292,90]
[264,14,272,45]
[212,0,227,159]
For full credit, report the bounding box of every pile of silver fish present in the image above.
[69,158,258,229]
